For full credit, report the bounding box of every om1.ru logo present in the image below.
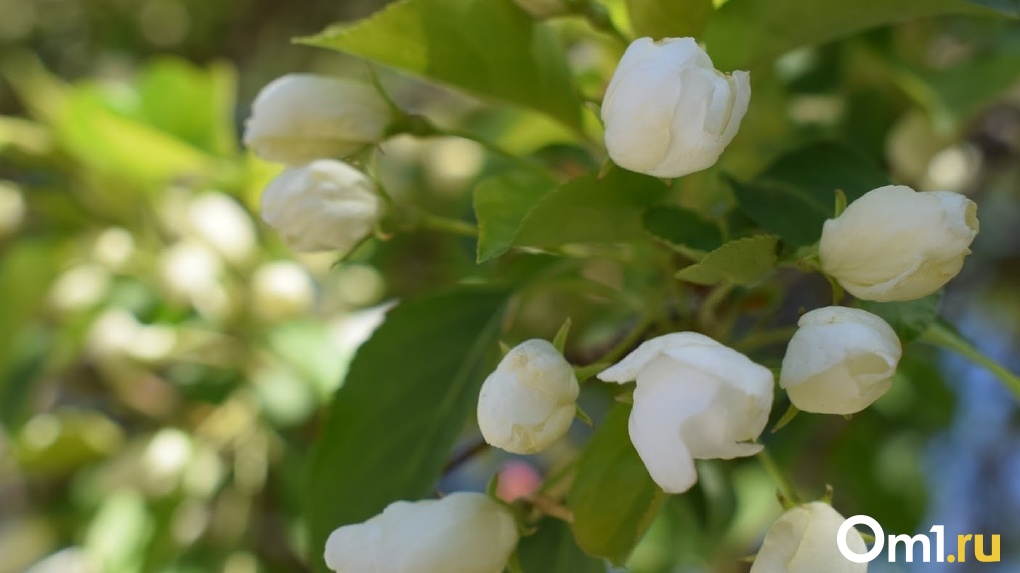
[837,515,1001,564]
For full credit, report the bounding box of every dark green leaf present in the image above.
[731,141,889,246]
[568,404,666,566]
[675,234,778,286]
[474,167,669,262]
[298,0,584,130]
[642,205,723,253]
[704,0,1010,71]
[305,289,508,572]
[626,0,714,40]
[518,519,606,573]
[856,292,942,343]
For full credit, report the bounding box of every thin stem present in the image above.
[367,147,395,207]
[922,321,1020,401]
[698,282,735,336]
[524,492,574,523]
[418,213,478,237]
[757,449,800,508]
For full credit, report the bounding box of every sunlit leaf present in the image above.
[298,0,584,130]
[137,57,239,156]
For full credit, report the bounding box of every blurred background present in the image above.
[0,0,1018,572]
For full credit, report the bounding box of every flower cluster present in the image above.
[244,74,393,253]
[245,26,981,573]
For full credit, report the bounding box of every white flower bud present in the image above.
[601,37,751,178]
[820,185,979,302]
[260,160,380,253]
[243,74,393,165]
[477,339,579,454]
[513,0,567,18]
[750,502,866,573]
[780,306,901,415]
[598,332,773,494]
[324,492,519,573]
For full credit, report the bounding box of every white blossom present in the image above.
[601,37,751,178]
[820,185,978,302]
[260,159,380,253]
[477,339,579,454]
[324,493,518,573]
[750,502,867,573]
[780,307,901,415]
[598,332,773,493]
[244,74,392,165]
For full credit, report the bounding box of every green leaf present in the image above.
[914,49,1020,126]
[137,58,238,156]
[513,168,669,249]
[298,0,584,130]
[626,0,714,39]
[474,170,558,263]
[304,289,508,572]
[568,404,667,566]
[642,206,723,254]
[474,167,669,262]
[60,85,214,185]
[730,140,889,246]
[518,519,606,573]
[703,0,1011,71]
[0,116,50,155]
[675,234,778,286]
[856,292,942,343]
[0,241,62,429]
[2,56,213,185]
